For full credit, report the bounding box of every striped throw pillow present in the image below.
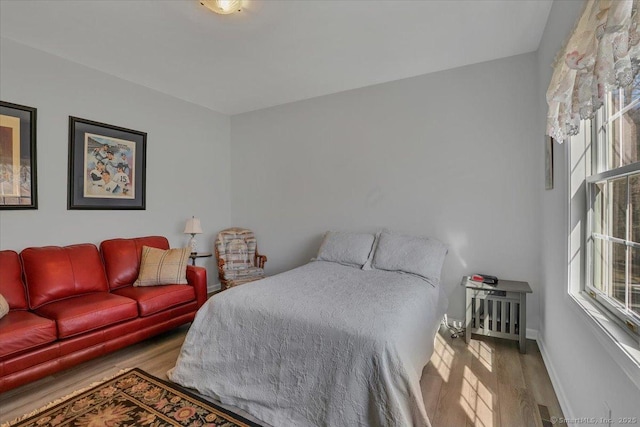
[0,294,9,319]
[134,246,190,287]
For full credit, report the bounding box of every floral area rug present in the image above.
[4,368,262,427]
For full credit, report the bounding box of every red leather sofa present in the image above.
[0,236,207,393]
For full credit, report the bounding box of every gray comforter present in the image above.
[168,261,447,427]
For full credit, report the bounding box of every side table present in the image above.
[189,252,212,266]
[462,276,532,353]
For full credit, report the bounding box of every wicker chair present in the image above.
[215,227,267,290]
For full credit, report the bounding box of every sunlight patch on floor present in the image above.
[460,366,494,427]
[430,333,454,382]
[468,339,493,372]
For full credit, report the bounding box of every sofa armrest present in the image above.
[186,265,207,308]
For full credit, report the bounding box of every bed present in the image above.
[168,231,448,427]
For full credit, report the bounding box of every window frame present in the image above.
[583,85,640,343]
[585,164,640,340]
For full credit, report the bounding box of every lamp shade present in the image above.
[184,217,203,235]
[200,0,242,15]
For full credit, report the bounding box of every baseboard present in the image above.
[207,282,221,294]
[536,334,575,424]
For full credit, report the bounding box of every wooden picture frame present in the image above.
[0,101,38,209]
[545,135,554,190]
[68,117,146,210]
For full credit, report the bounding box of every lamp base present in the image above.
[188,235,198,254]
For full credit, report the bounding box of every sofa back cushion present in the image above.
[0,250,28,310]
[21,244,109,309]
[100,236,170,290]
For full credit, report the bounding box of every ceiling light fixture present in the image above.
[200,0,242,15]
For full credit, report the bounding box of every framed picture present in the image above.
[545,135,554,190]
[0,101,37,209]
[68,117,146,210]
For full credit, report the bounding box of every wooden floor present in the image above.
[423,329,563,427]
[0,325,563,426]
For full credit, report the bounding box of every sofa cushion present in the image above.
[224,266,264,281]
[113,285,196,317]
[101,236,170,290]
[21,244,109,309]
[35,293,138,339]
[0,311,57,357]
[0,250,28,310]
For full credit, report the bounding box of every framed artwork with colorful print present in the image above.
[68,116,146,210]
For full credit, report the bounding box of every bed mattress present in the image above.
[168,261,448,427]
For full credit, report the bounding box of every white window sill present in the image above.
[568,291,640,390]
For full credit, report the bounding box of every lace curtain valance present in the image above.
[546,0,639,142]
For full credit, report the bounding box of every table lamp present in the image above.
[183,216,203,254]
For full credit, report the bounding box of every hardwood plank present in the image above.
[495,340,541,427]
[463,336,500,427]
[430,331,475,427]
[520,340,563,420]
[421,372,443,420]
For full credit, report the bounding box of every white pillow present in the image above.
[316,231,376,268]
[0,294,9,319]
[372,232,447,286]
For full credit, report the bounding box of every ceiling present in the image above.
[0,0,553,115]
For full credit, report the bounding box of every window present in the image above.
[586,73,640,338]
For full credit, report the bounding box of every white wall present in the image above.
[230,52,542,328]
[0,38,231,280]
[537,0,640,422]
